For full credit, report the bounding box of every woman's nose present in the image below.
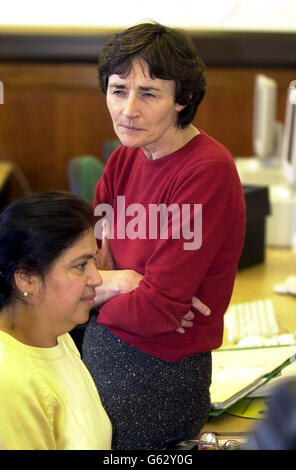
[88,263,103,288]
[123,94,139,119]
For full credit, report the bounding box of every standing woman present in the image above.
[83,22,246,450]
[0,192,112,450]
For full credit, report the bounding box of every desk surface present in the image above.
[202,247,296,438]
[230,248,296,337]
[0,161,13,190]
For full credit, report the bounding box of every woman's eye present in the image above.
[76,262,87,272]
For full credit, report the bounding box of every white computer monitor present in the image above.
[235,77,296,248]
[283,81,296,189]
[253,74,282,166]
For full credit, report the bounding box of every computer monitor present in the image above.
[235,78,296,248]
[283,81,296,189]
[253,74,282,166]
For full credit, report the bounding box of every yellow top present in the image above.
[0,331,112,450]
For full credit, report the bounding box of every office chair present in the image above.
[102,139,121,163]
[67,155,105,201]
[67,155,104,352]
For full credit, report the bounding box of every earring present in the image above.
[23,291,29,297]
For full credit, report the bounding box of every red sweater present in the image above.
[94,131,246,361]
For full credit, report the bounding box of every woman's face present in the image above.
[106,59,184,159]
[35,228,102,343]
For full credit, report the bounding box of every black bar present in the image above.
[0,31,295,66]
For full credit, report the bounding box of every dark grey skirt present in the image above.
[82,314,212,450]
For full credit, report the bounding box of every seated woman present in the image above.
[0,191,112,450]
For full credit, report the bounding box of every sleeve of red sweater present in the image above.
[96,159,244,338]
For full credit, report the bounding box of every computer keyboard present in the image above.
[224,299,280,344]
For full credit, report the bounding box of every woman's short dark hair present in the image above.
[0,191,94,308]
[98,22,206,128]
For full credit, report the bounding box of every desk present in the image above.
[0,161,13,210]
[231,248,296,337]
[0,161,13,190]
[202,247,296,439]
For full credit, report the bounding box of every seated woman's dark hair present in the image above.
[98,21,206,128]
[0,191,94,308]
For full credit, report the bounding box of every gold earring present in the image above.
[23,291,29,297]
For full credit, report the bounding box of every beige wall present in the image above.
[0,0,296,32]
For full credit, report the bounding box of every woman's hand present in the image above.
[176,297,211,334]
[95,221,115,270]
[94,269,143,305]
[94,223,144,305]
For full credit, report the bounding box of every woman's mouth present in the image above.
[120,124,143,131]
[81,295,96,306]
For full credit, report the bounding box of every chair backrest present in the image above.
[102,139,121,163]
[67,155,104,201]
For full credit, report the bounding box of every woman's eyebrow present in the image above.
[139,86,161,92]
[109,82,161,93]
[71,251,98,263]
[109,83,126,88]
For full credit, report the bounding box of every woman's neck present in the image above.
[0,305,58,348]
[143,124,200,160]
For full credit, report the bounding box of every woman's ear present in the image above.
[174,102,185,112]
[14,270,40,298]
[175,93,192,113]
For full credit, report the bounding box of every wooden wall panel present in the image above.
[0,63,115,191]
[0,62,295,192]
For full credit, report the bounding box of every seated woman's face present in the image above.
[35,228,102,342]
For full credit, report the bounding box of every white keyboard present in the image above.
[224,299,280,344]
